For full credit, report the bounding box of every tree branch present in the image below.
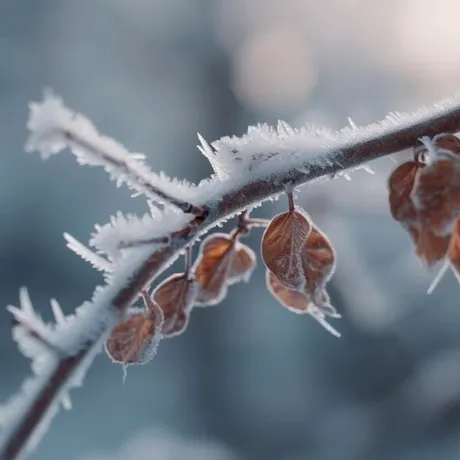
[2,94,460,460]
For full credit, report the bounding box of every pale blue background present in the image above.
[1,1,460,459]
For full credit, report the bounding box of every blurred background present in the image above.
[1,0,460,459]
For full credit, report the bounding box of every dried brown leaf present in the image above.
[152,273,198,338]
[228,242,257,285]
[105,304,163,365]
[434,133,460,156]
[266,269,310,313]
[388,160,420,226]
[413,158,460,237]
[302,226,336,300]
[261,209,312,291]
[415,227,451,266]
[266,270,341,336]
[193,233,236,306]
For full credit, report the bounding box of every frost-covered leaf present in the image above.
[105,304,163,366]
[388,160,421,226]
[193,234,236,306]
[261,208,312,291]
[303,226,337,303]
[151,274,198,338]
[388,150,460,266]
[266,271,341,336]
[227,243,257,285]
[412,157,460,237]
[266,269,311,314]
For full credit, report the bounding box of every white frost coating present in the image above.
[26,93,198,207]
[89,206,189,261]
[227,242,257,285]
[64,233,112,273]
[0,271,137,458]
[199,92,460,184]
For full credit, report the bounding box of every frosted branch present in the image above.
[2,91,460,460]
[26,93,205,216]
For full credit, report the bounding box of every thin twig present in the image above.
[117,235,171,250]
[3,98,460,460]
[245,218,270,228]
[63,129,206,217]
[287,192,295,212]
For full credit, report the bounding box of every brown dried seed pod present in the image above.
[227,242,257,285]
[152,273,198,338]
[193,233,237,306]
[105,303,163,365]
[261,208,312,291]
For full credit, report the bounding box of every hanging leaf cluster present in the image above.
[388,133,460,291]
[105,215,257,366]
[261,196,340,336]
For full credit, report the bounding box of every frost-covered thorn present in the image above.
[60,393,72,411]
[64,233,112,273]
[50,299,65,326]
[347,117,358,130]
[10,313,65,357]
[361,164,375,175]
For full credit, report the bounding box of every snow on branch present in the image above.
[3,91,460,460]
[26,93,205,216]
[200,92,460,186]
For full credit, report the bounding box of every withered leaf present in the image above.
[302,226,336,300]
[193,233,237,306]
[152,273,198,338]
[388,160,420,226]
[261,208,312,291]
[227,242,257,285]
[266,270,340,336]
[415,227,451,266]
[105,304,163,365]
[266,269,310,313]
[434,133,460,156]
[413,158,460,238]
